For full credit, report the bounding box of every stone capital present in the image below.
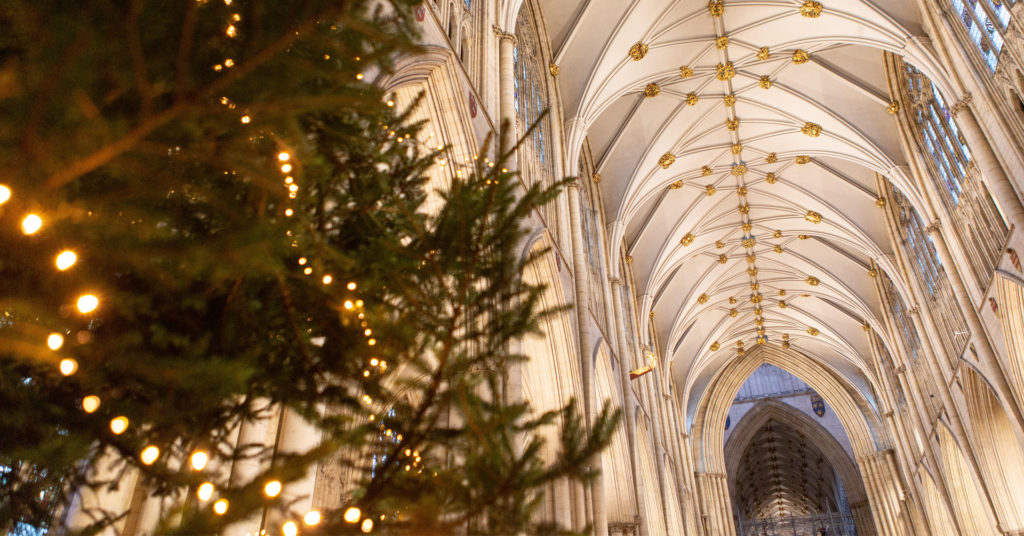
[950,92,973,117]
[491,25,517,45]
[924,220,942,235]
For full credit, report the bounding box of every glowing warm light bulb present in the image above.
[285,209,293,217]
[322,275,332,285]
[281,164,292,174]
[278,152,291,162]
[190,450,209,471]
[59,358,78,376]
[282,521,298,536]
[343,300,354,310]
[356,73,364,80]
[47,333,64,350]
[361,518,374,533]
[264,480,282,498]
[77,294,99,313]
[226,25,237,37]
[343,507,361,523]
[56,250,77,270]
[304,511,321,526]
[298,257,307,265]
[241,115,251,124]
[213,498,229,515]
[197,482,214,501]
[82,395,101,413]
[21,214,42,235]
[347,282,357,290]
[303,267,313,275]
[140,445,160,465]
[0,185,10,204]
[369,358,379,366]
[110,416,129,434]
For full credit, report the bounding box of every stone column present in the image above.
[610,277,649,536]
[565,178,608,535]
[494,27,518,166]
[262,408,322,531]
[950,95,1024,231]
[223,401,278,536]
[926,221,1024,435]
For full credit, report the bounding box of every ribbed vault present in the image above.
[517,0,963,420]
[732,417,839,519]
[725,398,868,522]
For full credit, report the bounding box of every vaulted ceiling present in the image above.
[529,0,954,417]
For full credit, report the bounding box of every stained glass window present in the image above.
[950,0,1016,71]
[900,62,1007,287]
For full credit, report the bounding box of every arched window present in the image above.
[879,271,943,424]
[881,178,969,367]
[577,152,607,331]
[897,61,1008,287]
[514,3,558,234]
[950,0,1015,71]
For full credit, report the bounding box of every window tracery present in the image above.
[882,179,969,368]
[950,0,1015,71]
[514,3,559,240]
[879,272,943,424]
[898,62,1008,288]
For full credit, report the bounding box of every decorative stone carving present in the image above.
[766,152,778,163]
[887,100,900,115]
[765,172,778,184]
[732,143,743,155]
[716,240,726,249]
[706,184,717,196]
[801,122,822,137]
[805,210,823,223]
[680,65,694,78]
[758,47,771,60]
[644,83,660,97]
[772,230,783,238]
[807,327,820,336]
[737,186,748,196]
[739,203,750,214]
[716,62,736,81]
[669,180,683,190]
[716,36,730,50]
[629,42,648,61]
[774,244,784,253]
[800,1,823,18]
[726,118,740,131]
[876,197,886,208]
[723,94,737,107]
[795,155,811,164]
[792,49,810,64]
[710,341,721,351]
[702,165,714,176]
[698,293,710,304]
[732,163,748,176]
[659,152,676,169]
[759,75,772,89]
[592,172,601,183]
[549,63,559,76]
[687,92,700,106]
[806,276,820,286]
[708,1,724,16]
[681,232,695,246]
[741,222,752,232]
[718,254,728,264]
[949,92,973,117]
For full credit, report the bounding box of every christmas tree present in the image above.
[0,1,618,534]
